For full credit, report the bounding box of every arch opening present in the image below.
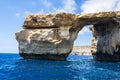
[72,25,93,55]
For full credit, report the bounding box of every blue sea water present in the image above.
[0,54,120,80]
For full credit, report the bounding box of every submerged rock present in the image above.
[16,11,120,61]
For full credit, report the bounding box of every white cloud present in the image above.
[78,0,120,35]
[54,0,77,13]
[38,0,77,13]
[78,26,91,35]
[61,0,77,13]
[81,0,120,13]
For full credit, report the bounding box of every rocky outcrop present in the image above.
[16,11,120,61]
[16,13,82,60]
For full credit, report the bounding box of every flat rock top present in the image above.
[23,12,77,29]
[23,11,120,29]
[78,11,120,18]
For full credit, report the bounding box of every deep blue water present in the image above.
[0,54,120,80]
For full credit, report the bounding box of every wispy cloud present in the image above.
[78,26,91,35]
[56,0,77,13]
[15,0,77,18]
[81,0,120,13]
[38,0,77,13]
[78,0,120,35]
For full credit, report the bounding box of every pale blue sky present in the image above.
[0,0,120,53]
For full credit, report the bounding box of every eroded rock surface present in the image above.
[91,20,120,61]
[16,11,120,61]
[16,13,82,60]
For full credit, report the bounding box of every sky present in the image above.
[0,0,120,53]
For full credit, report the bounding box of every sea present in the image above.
[0,53,120,80]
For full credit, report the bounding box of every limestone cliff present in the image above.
[16,11,120,61]
[16,13,82,60]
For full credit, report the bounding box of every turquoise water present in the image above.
[0,53,120,80]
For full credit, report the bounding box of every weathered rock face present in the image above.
[91,20,120,61]
[16,13,82,60]
[78,11,120,61]
[16,11,120,61]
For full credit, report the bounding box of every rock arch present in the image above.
[16,11,120,61]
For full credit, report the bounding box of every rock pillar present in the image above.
[91,20,120,61]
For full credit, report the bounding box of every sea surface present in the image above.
[0,53,120,80]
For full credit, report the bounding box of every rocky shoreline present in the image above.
[71,46,91,55]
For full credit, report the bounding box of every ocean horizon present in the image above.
[0,53,120,80]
